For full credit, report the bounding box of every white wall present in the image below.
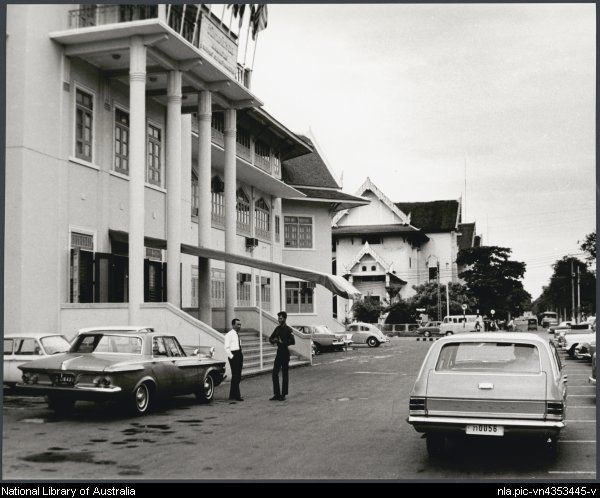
[339,191,403,226]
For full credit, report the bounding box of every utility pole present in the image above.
[437,261,441,321]
[571,259,575,322]
[446,283,450,317]
[576,263,581,324]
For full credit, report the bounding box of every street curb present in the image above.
[238,361,311,380]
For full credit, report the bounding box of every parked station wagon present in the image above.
[18,327,226,415]
[407,333,566,458]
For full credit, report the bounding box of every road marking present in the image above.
[565,420,596,422]
[352,371,398,375]
[559,440,596,443]
[567,394,596,397]
[569,405,596,408]
[548,471,596,475]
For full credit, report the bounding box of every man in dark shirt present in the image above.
[269,311,296,401]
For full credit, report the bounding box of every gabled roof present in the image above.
[394,200,460,233]
[282,134,340,189]
[333,177,412,227]
[345,242,392,274]
[457,222,476,251]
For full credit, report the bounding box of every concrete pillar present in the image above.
[197,91,213,324]
[128,36,146,325]
[224,109,237,327]
[166,70,182,307]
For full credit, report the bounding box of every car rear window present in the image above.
[40,336,71,355]
[436,343,541,373]
[4,339,13,355]
[72,334,142,354]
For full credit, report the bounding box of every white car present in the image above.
[346,322,390,347]
[563,329,595,358]
[4,333,71,386]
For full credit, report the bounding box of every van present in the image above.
[438,315,478,335]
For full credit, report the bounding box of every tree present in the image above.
[533,256,596,319]
[407,281,476,321]
[384,297,414,324]
[579,231,596,271]
[351,298,384,323]
[457,246,532,319]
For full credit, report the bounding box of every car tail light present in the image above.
[22,372,38,384]
[546,401,564,420]
[93,376,112,388]
[409,396,426,414]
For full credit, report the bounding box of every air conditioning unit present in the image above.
[245,237,259,249]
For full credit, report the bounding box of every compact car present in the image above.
[416,321,442,337]
[345,322,390,347]
[292,325,348,354]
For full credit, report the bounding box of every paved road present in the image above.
[2,334,596,480]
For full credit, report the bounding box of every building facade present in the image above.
[6,4,358,372]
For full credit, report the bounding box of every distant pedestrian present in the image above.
[269,311,295,401]
[224,318,244,402]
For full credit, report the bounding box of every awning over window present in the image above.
[181,243,361,300]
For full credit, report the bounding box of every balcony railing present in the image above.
[254,154,271,174]
[69,5,158,29]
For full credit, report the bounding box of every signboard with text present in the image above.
[198,13,238,79]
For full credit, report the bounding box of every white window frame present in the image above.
[283,214,315,251]
[284,279,317,316]
[68,226,96,304]
[70,82,98,169]
[113,102,130,176]
[146,118,165,189]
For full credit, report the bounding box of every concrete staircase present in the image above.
[235,329,309,377]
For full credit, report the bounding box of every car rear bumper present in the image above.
[407,415,564,436]
[16,384,122,400]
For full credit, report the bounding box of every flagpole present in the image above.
[243,11,252,66]
[220,4,226,26]
[251,33,259,71]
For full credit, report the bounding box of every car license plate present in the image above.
[466,424,504,436]
[55,373,75,386]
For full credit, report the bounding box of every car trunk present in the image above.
[425,370,547,419]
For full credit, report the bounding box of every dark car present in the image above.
[416,321,442,337]
[18,327,226,415]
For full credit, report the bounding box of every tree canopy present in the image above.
[579,231,596,271]
[456,246,531,319]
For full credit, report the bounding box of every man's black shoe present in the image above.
[279,395,286,401]
[269,395,281,401]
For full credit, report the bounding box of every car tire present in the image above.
[445,332,453,336]
[131,381,152,415]
[47,395,75,416]
[425,434,446,459]
[568,346,577,359]
[367,337,379,348]
[424,331,431,337]
[195,373,215,404]
[312,343,321,356]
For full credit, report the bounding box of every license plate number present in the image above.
[466,424,504,436]
[55,373,75,386]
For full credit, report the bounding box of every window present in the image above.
[371,265,376,271]
[145,247,162,261]
[429,266,438,281]
[191,172,199,217]
[284,216,313,248]
[275,215,280,243]
[114,108,129,174]
[211,176,225,225]
[70,231,94,303]
[15,339,41,355]
[362,266,367,271]
[211,268,225,307]
[409,257,412,269]
[362,236,382,245]
[254,198,270,240]
[163,337,184,357]
[75,88,93,162]
[255,276,271,311]
[237,272,252,306]
[436,343,541,373]
[285,281,314,313]
[4,339,13,355]
[236,189,251,234]
[147,123,162,186]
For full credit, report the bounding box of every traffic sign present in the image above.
[491,309,495,315]
[461,304,467,311]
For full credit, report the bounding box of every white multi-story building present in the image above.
[333,178,479,321]
[5,4,359,374]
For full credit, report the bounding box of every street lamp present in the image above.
[427,255,441,321]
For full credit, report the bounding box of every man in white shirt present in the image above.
[224,318,244,401]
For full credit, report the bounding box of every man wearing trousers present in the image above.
[269,311,296,401]
[224,318,244,401]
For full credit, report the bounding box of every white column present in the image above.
[197,91,213,324]
[224,109,237,327]
[128,36,147,325]
[166,70,182,307]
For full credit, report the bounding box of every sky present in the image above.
[246,3,595,300]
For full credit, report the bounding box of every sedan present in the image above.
[293,325,349,354]
[18,327,226,415]
[346,322,390,347]
[4,333,71,387]
[416,321,442,337]
[408,333,566,459]
[548,321,572,335]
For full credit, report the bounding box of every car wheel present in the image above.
[195,373,215,404]
[47,395,75,416]
[131,382,152,415]
[568,346,577,359]
[425,434,446,459]
[424,331,431,337]
[312,343,321,356]
[445,331,453,336]
[367,337,379,348]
